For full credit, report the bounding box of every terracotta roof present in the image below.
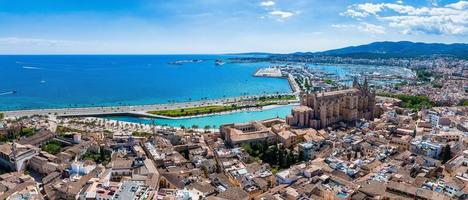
[217,187,249,200]
[112,159,133,170]
[160,173,186,189]
[189,182,216,195]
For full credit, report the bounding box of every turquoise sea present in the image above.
[106,105,294,128]
[0,55,291,111]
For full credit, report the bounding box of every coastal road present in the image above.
[2,93,298,118]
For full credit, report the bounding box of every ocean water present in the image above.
[105,105,294,128]
[0,55,291,111]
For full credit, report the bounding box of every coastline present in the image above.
[1,57,302,119]
[0,55,293,112]
[2,93,298,119]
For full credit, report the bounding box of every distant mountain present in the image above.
[226,52,275,56]
[303,41,468,58]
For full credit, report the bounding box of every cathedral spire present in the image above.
[363,76,369,91]
[352,76,359,88]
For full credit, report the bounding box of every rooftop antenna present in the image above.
[352,76,358,88]
[363,76,369,91]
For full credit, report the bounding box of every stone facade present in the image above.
[287,79,375,129]
[220,118,284,147]
[0,142,39,171]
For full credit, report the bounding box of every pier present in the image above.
[253,66,301,95]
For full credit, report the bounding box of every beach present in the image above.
[2,93,297,119]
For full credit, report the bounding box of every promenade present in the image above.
[3,93,298,119]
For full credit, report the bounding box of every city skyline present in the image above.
[0,0,467,54]
[0,1,467,200]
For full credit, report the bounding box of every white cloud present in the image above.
[260,1,275,7]
[383,4,416,14]
[382,15,468,35]
[359,22,386,34]
[269,10,294,19]
[341,1,468,35]
[259,1,297,21]
[332,22,386,34]
[429,0,440,6]
[446,1,468,9]
[396,0,403,4]
[356,3,384,15]
[331,24,350,28]
[341,9,369,18]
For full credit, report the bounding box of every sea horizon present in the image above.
[0,52,276,56]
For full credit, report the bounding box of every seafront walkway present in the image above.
[3,93,298,119]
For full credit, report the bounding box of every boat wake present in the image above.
[22,66,41,70]
[0,91,16,96]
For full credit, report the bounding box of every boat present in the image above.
[215,59,225,66]
[168,61,183,65]
[169,59,204,65]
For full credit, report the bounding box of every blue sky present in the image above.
[0,0,466,54]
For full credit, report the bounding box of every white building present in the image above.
[0,142,39,171]
[410,140,442,159]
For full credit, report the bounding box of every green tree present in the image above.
[261,141,269,154]
[298,150,305,161]
[287,151,295,167]
[324,79,334,85]
[42,141,62,155]
[278,146,287,168]
[0,134,6,142]
[241,143,253,155]
[201,166,209,178]
[20,128,34,137]
[181,147,190,160]
[459,99,468,106]
[441,144,452,164]
[100,146,106,162]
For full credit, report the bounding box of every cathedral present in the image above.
[286,78,376,129]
